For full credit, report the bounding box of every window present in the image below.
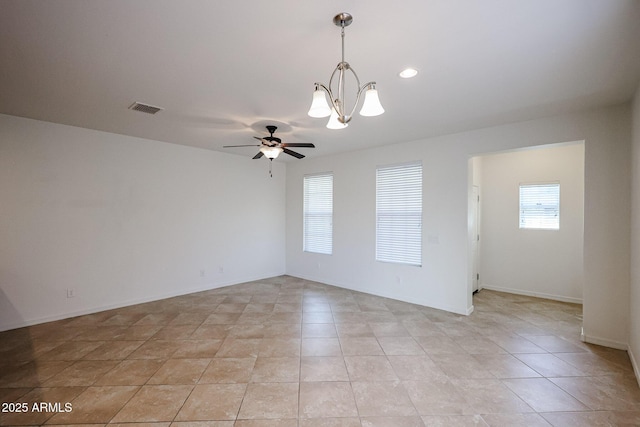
[519,183,560,230]
[303,173,333,254]
[376,162,422,266]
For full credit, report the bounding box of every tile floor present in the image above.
[1,275,639,426]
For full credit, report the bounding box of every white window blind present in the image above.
[303,173,333,254]
[376,162,422,266]
[519,183,560,230]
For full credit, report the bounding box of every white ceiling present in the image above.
[1,0,639,160]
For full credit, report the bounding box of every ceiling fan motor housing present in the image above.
[264,125,281,144]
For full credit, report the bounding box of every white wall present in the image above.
[0,114,287,331]
[477,143,585,303]
[286,104,631,349]
[287,142,473,315]
[630,86,640,380]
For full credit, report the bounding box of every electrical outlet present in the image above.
[66,288,75,298]
[218,267,224,274]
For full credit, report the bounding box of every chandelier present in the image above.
[308,13,384,129]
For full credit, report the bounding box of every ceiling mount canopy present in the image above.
[308,12,384,129]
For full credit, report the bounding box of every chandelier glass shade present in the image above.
[326,107,348,129]
[308,13,384,129]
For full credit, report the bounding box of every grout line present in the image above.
[3,279,638,425]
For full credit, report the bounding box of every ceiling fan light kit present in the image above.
[260,145,283,159]
[308,12,384,129]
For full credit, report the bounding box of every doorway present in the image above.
[468,142,585,304]
[471,185,480,294]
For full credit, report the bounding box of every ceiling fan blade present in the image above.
[282,143,315,148]
[223,144,261,147]
[283,148,305,159]
[253,151,264,159]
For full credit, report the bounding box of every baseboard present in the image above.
[627,346,640,387]
[481,284,583,304]
[628,346,640,388]
[0,271,284,332]
[580,328,628,351]
[287,272,470,315]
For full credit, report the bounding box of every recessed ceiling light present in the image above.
[399,68,418,79]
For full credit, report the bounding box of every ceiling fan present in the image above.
[223,125,315,176]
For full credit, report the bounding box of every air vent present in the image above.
[129,102,163,115]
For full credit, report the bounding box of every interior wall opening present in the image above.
[468,141,585,314]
